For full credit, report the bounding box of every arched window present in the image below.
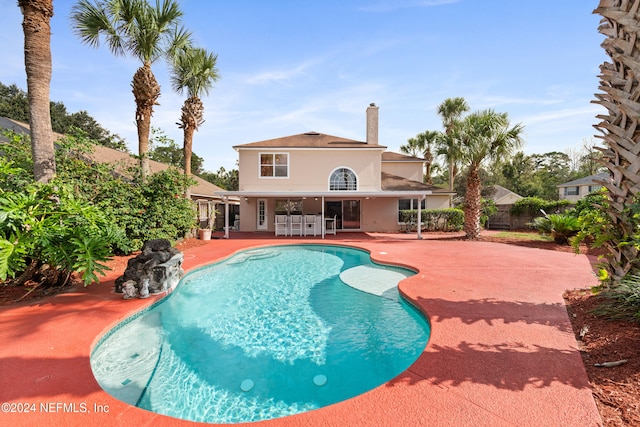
[329,168,357,191]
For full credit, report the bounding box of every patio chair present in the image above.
[304,214,317,236]
[290,214,303,236]
[275,214,288,236]
[325,215,337,235]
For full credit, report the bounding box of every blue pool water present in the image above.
[91,245,430,423]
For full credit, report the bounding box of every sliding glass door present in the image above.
[325,200,360,230]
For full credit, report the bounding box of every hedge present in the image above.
[400,208,464,232]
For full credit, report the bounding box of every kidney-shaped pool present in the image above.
[91,244,430,423]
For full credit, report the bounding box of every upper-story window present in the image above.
[329,167,357,191]
[260,153,288,178]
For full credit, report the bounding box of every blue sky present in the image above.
[0,0,607,172]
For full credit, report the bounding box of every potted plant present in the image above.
[198,212,215,240]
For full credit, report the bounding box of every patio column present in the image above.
[223,197,230,239]
[321,196,325,239]
[417,194,425,240]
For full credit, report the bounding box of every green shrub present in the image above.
[546,213,580,245]
[1,130,198,253]
[531,212,579,244]
[530,216,552,234]
[401,208,464,232]
[510,197,572,216]
[593,272,640,322]
[0,182,114,285]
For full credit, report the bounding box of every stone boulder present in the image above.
[114,239,184,298]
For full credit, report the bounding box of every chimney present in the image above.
[366,103,379,145]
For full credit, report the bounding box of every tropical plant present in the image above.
[0,182,113,287]
[535,213,580,245]
[18,0,56,183]
[436,97,469,192]
[2,129,198,252]
[70,0,191,178]
[170,46,219,198]
[456,109,524,239]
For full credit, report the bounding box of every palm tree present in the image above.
[436,97,469,193]
[593,1,640,282]
[170,46,219,198]
[456,109,524,239]
[71,0,191,178]
[418,130,439,184]
[400,130,440,184]
[19,0,56,183]
[400,137,422,157]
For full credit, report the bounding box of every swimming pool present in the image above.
[91,244,430,423]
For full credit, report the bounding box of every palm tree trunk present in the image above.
[132,62,161,179]
[183,125,194,199]
[594,1,640,282]
[464,166,482,239]
[20,0,56,183]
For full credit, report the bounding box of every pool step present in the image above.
[227,249,279,265]
[339,265,410,300]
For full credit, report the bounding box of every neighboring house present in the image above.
[490,185,523,205]
[216,104,454,237]
[0,117,236,230]
[557,172,610,202]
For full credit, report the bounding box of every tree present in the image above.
[436,97,469,193]
[0,82,127,151]
[400,130,440,184]
[592,2,640,283]
[18,0,56,183]
[200,167,238,191]
[456,109,524,239]
[148,127,204,174]
[71,0,191,178]
[0,82,30,122]
[170,46,219,198]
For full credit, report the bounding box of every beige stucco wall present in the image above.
[425,195,451,210]
[558,184,592,202]
[381,161,423,182]
[238,148,383,192]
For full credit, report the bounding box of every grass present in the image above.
[490,231,554,242]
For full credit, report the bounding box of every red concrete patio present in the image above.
[0,232,603,426]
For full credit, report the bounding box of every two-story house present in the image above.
[217,104,453,238]
[557,172,610,202]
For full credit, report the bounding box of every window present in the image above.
[275,199,303,215]
[564,186,579,196]
[329,168,357,191]
[260,153,288,178]
[398,199,425,222]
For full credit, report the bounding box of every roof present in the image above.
[381,152,425,162]
[557,172,610,187]
[491,184,522,201]
[1,117,227,200]
[234,132,387,150]
[381,172,451,193]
